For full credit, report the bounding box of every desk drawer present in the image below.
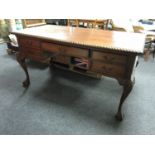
[42,42,88,58]
[21,48,44,62]
[19,37,40,49]
[91,61,125,78]
[92,51,127,65]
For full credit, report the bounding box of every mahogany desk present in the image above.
[12,25,145,121]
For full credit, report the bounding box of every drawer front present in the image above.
[53,55,70,64]
[91,61,125,78]
[20,48,45,62]
[92,51,127,65]
[19,37,40,49]
[42,42,88,58]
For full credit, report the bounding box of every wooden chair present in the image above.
[111,20,155,60]
[68,19,110,29]
[95,19,110,29]
[111,19,134,32]
[133,25,155,60]
[67,19,78,27]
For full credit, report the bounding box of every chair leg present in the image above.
[153,45,155,59]
[144,50,150,61]
[152,41,155,58]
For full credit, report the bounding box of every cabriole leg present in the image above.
[115,80,133,121]
[16,53,30,88]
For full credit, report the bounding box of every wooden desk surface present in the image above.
[12,25,145,54]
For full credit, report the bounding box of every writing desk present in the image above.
[12,25,145,121]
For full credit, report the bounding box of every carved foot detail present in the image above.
[22,79,30,88]
[115,112,123,121]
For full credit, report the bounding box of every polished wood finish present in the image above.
[19,37,41,49]
[92,51,127,65]
[13,25,145,53]
[12,25,145,121]
[41,42,88,58]
[91,61,125,78]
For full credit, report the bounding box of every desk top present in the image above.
[12,25,145,54]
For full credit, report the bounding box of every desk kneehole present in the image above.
[41,42,88,58]
[53,55,70,65]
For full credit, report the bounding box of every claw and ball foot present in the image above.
[22,79,30,88]
[115,112,123,121]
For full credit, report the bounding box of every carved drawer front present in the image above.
[92,51,127,65]
[91,61,125,78]
[53,55,70,64]
[21,48,44,62]
[41,42,88,58]
[19,37,40,49]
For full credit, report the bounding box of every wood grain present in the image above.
[12,25,145,54]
